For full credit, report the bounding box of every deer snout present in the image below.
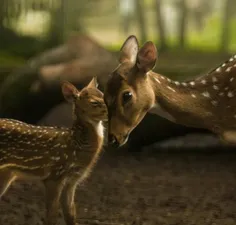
[108,133,129,148]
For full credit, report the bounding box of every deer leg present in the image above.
[0,169,16,199]
[44,179,66,225]
[61,178,79,225]
[220,130,236,146]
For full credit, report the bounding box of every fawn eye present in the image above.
[90,101,101,106]
[122,91,132,104]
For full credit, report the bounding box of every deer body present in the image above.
[0,78,107,225]
[104,35,236,146]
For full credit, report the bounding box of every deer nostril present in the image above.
[108,134,119,148]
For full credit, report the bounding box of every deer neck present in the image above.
[72,118,104,150]
[148,71,214,128]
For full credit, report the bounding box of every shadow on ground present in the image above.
[1,134,236,225]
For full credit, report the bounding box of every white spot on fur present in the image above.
[211,100,218,106]
[212,77,217,82]
[219,92,224,96]
[229,58,234,62]
[167,78,171,82]
[226,67,232,72]
[227,91,234,98]
[154,77,161,84]
[213,85,219,90]
[191,94,196,98]
[201,80,206,84]
[230,77,234,82]
[216,68,221,72]
[182,82,187,86]
[225,87,229,90]
[167,86,176,92]
[222,63,226,67]
[51,156,60,161]
[202,92,210,98]
[190,81,195,86]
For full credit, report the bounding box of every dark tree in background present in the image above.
[154,0,167,50]
[135,0,147,44]
[176,0,188,49]
[220,0,234,52]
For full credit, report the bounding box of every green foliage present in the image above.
[0,52,25,67]
[187,15,222,52]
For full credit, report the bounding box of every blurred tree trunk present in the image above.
[176,0,188,49]
[46,0,66,48]
[0,0,10,28]
[220,0,233,52]
[46,0,86,48]
[135,0,147,44]
[154,0,167,50]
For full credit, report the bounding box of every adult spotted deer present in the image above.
[104,35,236,147]
[0,77,107,225]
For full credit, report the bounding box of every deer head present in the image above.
[104,35,157,147]
[62,77,108,123]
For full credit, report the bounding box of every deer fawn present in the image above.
[104,35,236,147]
[0,77,107,225]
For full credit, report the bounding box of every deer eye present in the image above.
[122,91,132,104]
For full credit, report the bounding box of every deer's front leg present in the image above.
[44,179,66,225]
[61,178,79,225]
[0,169,16,199]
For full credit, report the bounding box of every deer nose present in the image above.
[108,134,119,148]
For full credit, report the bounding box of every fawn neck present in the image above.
[72,117,104,150]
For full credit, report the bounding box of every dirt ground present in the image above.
[1,134,236,225]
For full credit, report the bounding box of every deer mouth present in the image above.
[108,133,129,148]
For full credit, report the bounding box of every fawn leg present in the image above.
[44,179,66,225]
[0,169,16,198]
[61,178,79,225]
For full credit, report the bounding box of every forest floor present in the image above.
[1,134,236,225]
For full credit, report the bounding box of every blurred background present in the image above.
[1,0,236,58]
[0,0,236,148]
[2,2,236,225]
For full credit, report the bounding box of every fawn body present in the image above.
[0,77,107,225]
[104,35,236,147]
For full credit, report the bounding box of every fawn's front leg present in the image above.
[61,177,79,225]
[0,169,17,199]
[44,178,67,225]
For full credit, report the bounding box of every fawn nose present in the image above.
[108,134,120,148]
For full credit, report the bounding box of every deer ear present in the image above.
[61,81,79,103]
[119,35,139,65]
[137,41,157,73]
[87,77,98,89]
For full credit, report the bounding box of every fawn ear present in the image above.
[87,77,98,89]
[137,41,157,73]
[119,35,139,65]
[61,81,79,103]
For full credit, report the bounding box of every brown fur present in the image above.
[104,35,236,147]
[0,77,107,225]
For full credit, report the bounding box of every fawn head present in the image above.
[104,35,157,147]
[62,77,107,123]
